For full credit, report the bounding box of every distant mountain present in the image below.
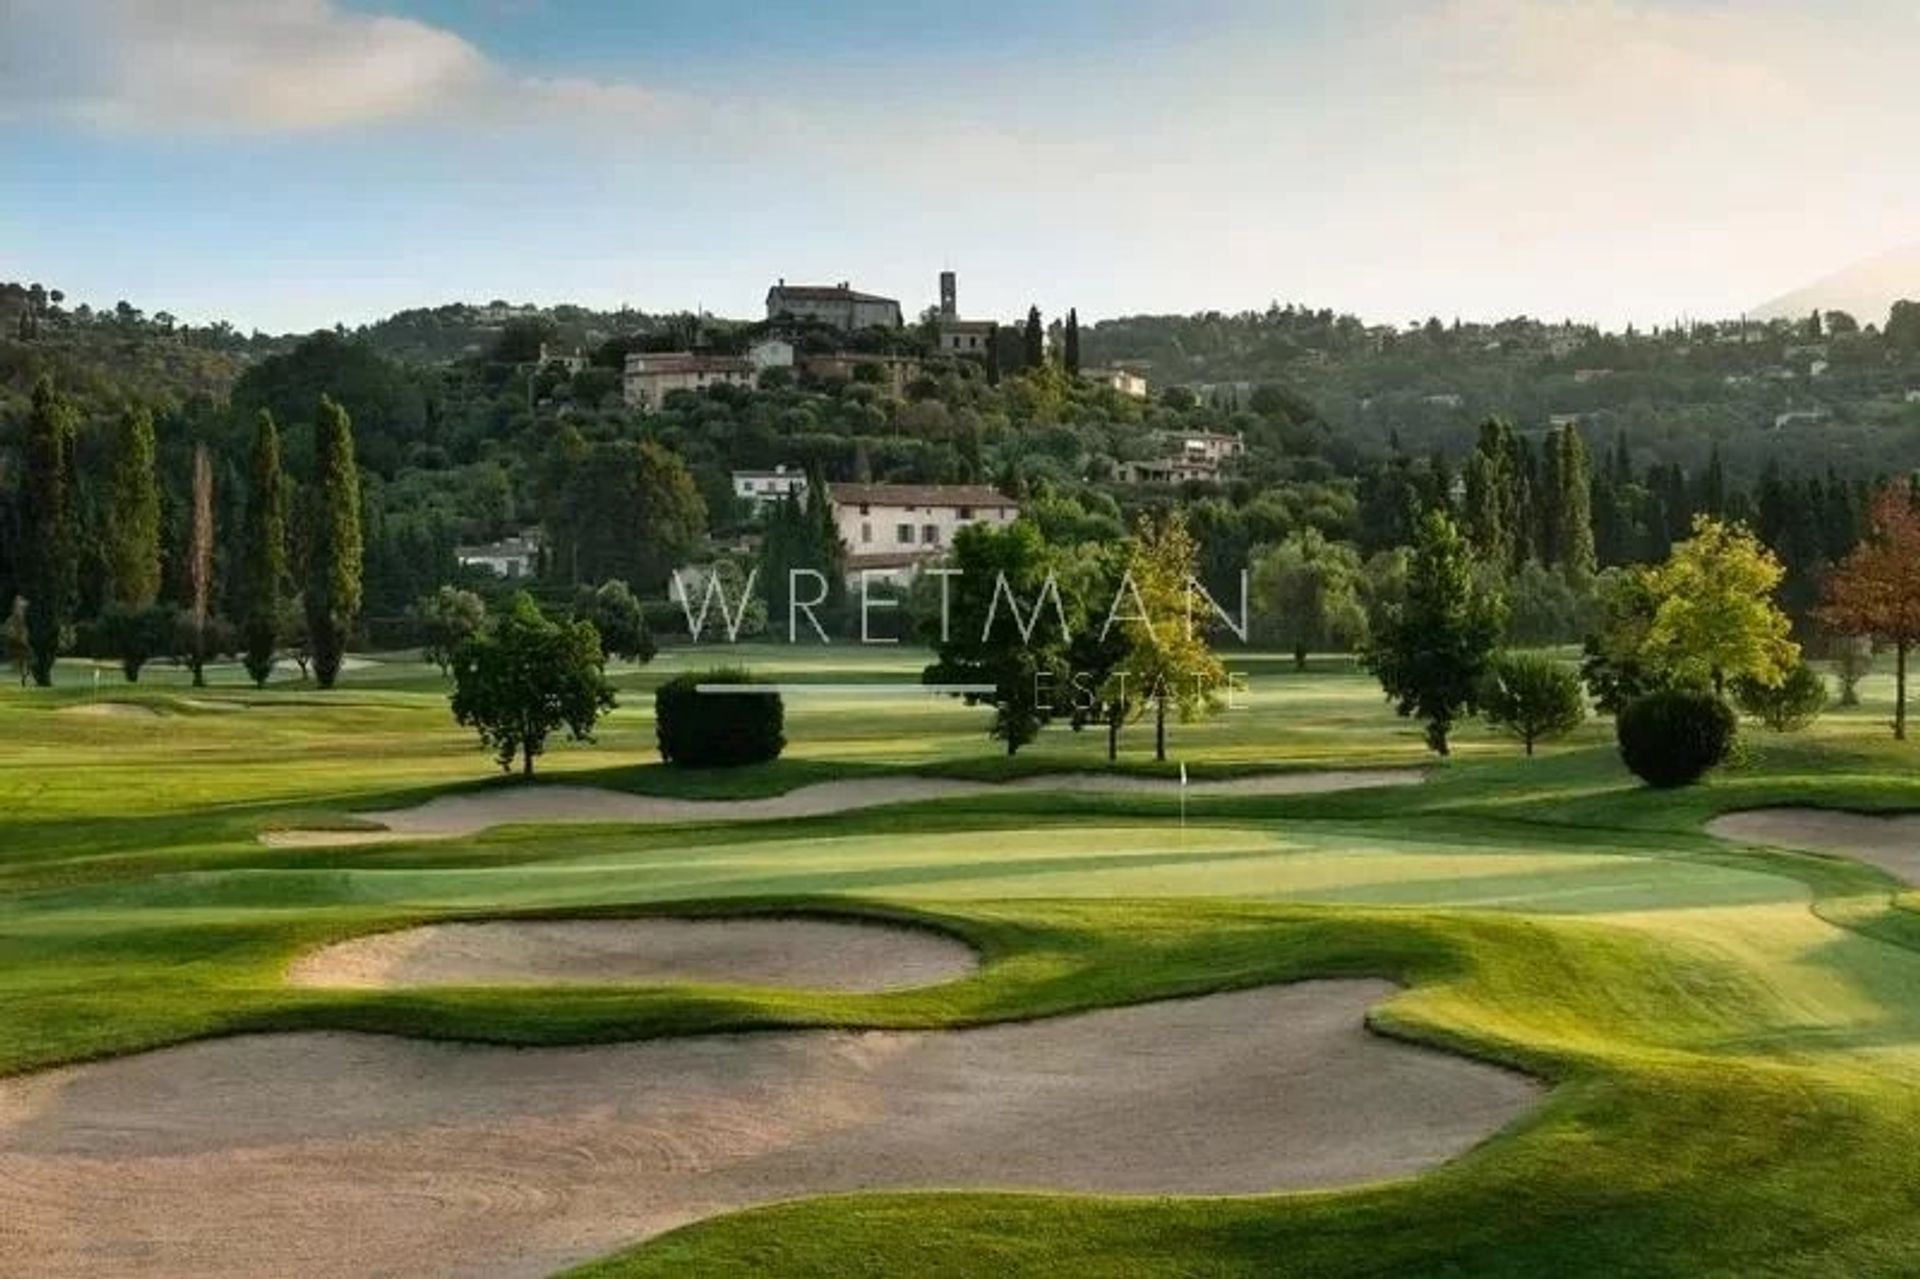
[1752,243,1920,326]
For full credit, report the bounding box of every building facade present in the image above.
[455,532,542,579]
[1082,366,1149,398]
[732,465,809,508]
[828,482,1020,583]
[765,281,903,331]
[622,351,755,409]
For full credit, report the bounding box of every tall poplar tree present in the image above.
[237,410,288,687]
[1463,419,1515,571]
[305,395,363,690]
[181,445,216,687]
[21,377,76,686]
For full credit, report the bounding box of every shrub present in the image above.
[656,668,784,767]
[1479,652,1585,756]
[1616,689,1738,788]
[1732,660,1829,732]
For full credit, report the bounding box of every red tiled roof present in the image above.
[828,483,1018,510]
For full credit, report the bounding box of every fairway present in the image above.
[7,649,1920,1276]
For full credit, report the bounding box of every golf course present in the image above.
[1,646,1918,1277]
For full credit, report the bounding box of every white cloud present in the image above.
[0,0,665,133]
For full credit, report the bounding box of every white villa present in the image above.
[456,531,541,579]
[733,465,808,508]
[827,482,1020,584]
[1082,366,1149,398]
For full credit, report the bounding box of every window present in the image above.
[861,522,872,544]
[958,506,973,519]
[858,503,870,515]
[922,524,938,544]
[896,524,914,544]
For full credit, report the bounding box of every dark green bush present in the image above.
[1616,689,1737,788]
[655,668,784,767]
[1732,661,1829,732]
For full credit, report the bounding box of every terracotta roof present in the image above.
[626,352,751,375]
[828,483,1018,510]
[767,284,899,306]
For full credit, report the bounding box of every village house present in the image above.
[1115,429,1244,485]
[932,270,996,358]
[766,280,903,331]
[1081,365,1149,398]
[797,351,921,395]
[455,531,542,579]
[828,482,1020,585]
[622,351,755,409]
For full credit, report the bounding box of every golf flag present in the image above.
[1180,762,1187,787]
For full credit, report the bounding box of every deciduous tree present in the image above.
[1641,516,1797,697]
[1820,485,1920,739]
[1113,510,1227,762]
[449,593,615,778]
[1480,652,1585,756]
[1250,529,1367,670]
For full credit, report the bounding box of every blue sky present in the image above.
[3,1,1917,333]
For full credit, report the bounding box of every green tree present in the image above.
[418,585,488,675]
[561,439,706,591]
[924,519,1074,755]
[1060,540,1135,760]
[1023,306,1044,370]
[179,446,218,688]
[21,377,76,686]
[1462,419,1516,572]
[103,406,162,614]
[577,579,655,663]
[1552,423,1596,577]
[1364,509,1506,755]
[1480,652,1585,756]
[1064,307,1081,375]
[1113,510,1227,762]
[1641,516,1798,696]
[236,410,289,687]
[1733,660,1828,732]
[1250,529,1367,670]
[304,395,364,690]
[449,593,616,778]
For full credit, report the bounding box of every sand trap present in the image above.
[57,701,160,719]
[0,982,1540,1279]
[262,770,1425,847]
[1709,808,1920,885]
[288,917,980,992]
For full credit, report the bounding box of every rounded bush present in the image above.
[1616,689,1737,788]
[1732,661,1829,733]
[655,668,784,767]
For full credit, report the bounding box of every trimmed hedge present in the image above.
[655,668,785,767]
[1616,688,1737,788]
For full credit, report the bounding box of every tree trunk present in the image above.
[1155,699,1167,762]
[1898,641,1910,742]
[1107,715,1119,762]
[1525,734,1535,758]
[1293,644,1307,672]
[522,744,535,778]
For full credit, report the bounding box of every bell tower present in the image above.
[939,270,958,321]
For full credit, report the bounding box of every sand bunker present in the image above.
[57,701,161,719]
[288,916,979,992]
[1709,808,1920,885]
[262,769,1425,847]
[0,982,1539,1279]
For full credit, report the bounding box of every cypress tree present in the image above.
[1555,424,1596,577]
[103,406,162,611]
[21,377,76,687]
[1463,419,1514,570]
[238,410,288,687]
[1064,308,1081,375]
[182,446,216,688]
[1023,306,1044,370]
[305,395,363,689]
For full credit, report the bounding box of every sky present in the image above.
[3,0,1918,334]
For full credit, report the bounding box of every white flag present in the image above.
[1179,762,1188,787]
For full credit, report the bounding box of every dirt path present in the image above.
[1708,808,1920,885]
[288,917,980,992]
[0,982,1539,1279]
[262,770,1426,847]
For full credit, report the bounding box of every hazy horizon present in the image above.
[6,0,1919,334]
